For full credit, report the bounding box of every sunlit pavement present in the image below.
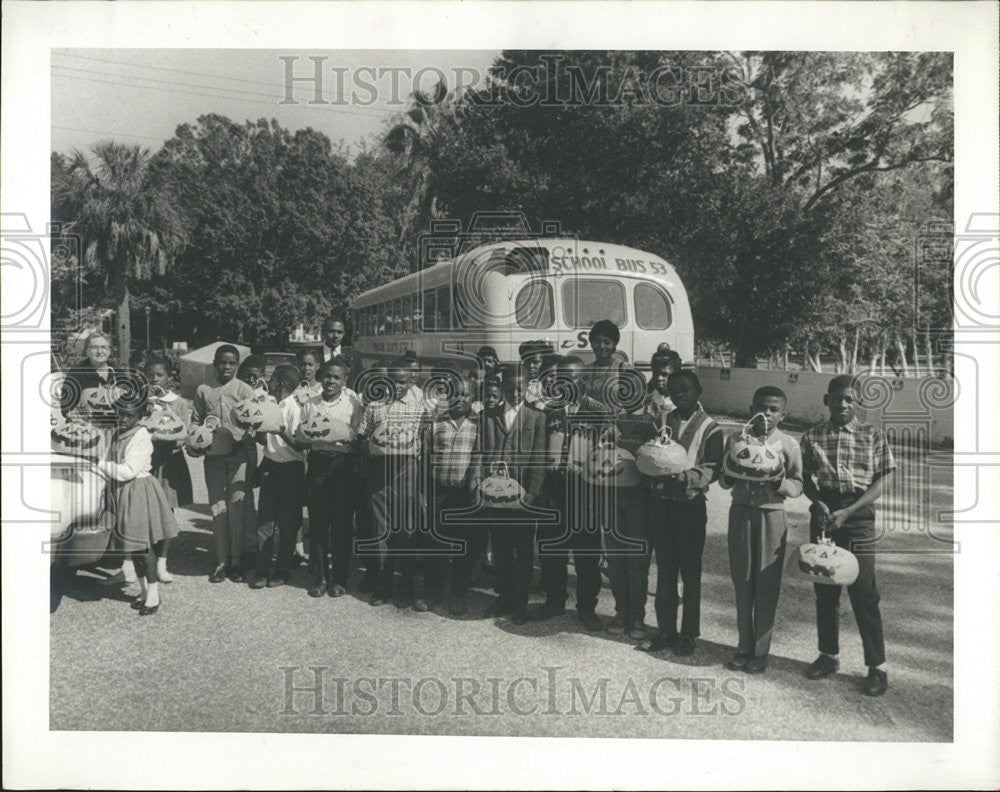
[50,421,953,740]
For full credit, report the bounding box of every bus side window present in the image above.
[377,303,386,335]
[424,289,436,332]
[402,294,413,333]
[393,298,403,334]
[436,286,451,331]
[413,293,423,332]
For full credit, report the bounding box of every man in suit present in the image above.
[477,371,547,624]
[322,315,363,392]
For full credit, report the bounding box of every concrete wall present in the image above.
[695,366,955,446]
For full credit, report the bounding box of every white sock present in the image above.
[873,663,887,672]
[145,581,160,607]
[296,542,305,556]
[122,558,137,583]
[822,652,838,660]
[138,576,148,599]
[157,556,173,582]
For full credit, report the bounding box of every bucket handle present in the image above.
[743,411,769,439]
[490,461,510,478]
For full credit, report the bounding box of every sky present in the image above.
[51,49,502,158]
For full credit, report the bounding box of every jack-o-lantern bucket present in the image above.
[80,384,119,414]
[785,530,860,586]
[584,438,642,487]
[296,411,353,451]
[636,425,688,477]
[51,416,104,457]
[369,422,419,457]
[141,405,187,442]
[185,415,221,454]
[723,412,785,482]
[480,461,525,509]
[231,382,283,434]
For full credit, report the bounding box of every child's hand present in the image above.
[827,509,850,531]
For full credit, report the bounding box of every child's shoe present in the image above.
[606,613,627,635]
[157,557,174,584]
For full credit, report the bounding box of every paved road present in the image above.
[49,421,953,740]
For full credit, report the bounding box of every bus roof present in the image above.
[352,238,679,306]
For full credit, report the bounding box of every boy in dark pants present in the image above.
[800,375,895,696]
[479,371,547,624]
[425,377,481,615]
[301,359,363,598]
[719,386,803,672]
[251,364,307,589]
[637,370,723,656]
[531,356,612,632]
[357,359,431,609]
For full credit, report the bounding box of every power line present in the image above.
[52,54,402,116]
[52,71,401,122]
[52,125,168,143]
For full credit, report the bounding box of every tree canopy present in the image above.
[51,51,952,372]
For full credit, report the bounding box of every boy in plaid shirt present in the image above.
[424,376,481,615]
[800,375,896,696]
[356,358,432,609]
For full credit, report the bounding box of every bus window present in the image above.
[392,298,402,334]
[377,303,386,335]
[515,281,554,329]
[634,283,672,330]
[562,279,627,328]
[412,293,423,332]
[424,289,436,331]
[402,294,412,333]
[435,286,450,330]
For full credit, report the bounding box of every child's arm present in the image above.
[191,385,207,425]
[677,427,724,489]
[97,431,152,482]
[827,429,895,530]
[717,434,736,490]
[774,436,804,499]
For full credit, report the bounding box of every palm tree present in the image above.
[52,141,184,366]
[383,79,459,268]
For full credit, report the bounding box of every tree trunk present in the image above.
[851,329,860,375]
[837,336,848,373]
[733,334,757,368]
[923,328,934,377]
[895,335,910,377]
[117,283,131,369]
[782,346,789,371]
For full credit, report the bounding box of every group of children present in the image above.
[71,315,896,697]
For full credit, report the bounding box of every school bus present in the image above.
[350,238,694,372]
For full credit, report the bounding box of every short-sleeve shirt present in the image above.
[431,415,478,487]
[357,398,429,456]
[800,418,896,495]
[264,395,306,463]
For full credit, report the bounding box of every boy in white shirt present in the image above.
[250,364,307,589]
[299,358,363,598]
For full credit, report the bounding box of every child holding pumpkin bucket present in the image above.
[799,375,895,697]
[298,358,363,598]
[191,344,259,584]
[477,371,548,624]
[356,358,432,609]
[248,364,309,589]
[143,356,194,583]
[97,395,179,615]
[636,369,724,657]
[718,386,803,674]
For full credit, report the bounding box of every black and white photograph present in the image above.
[2,2,998,790]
